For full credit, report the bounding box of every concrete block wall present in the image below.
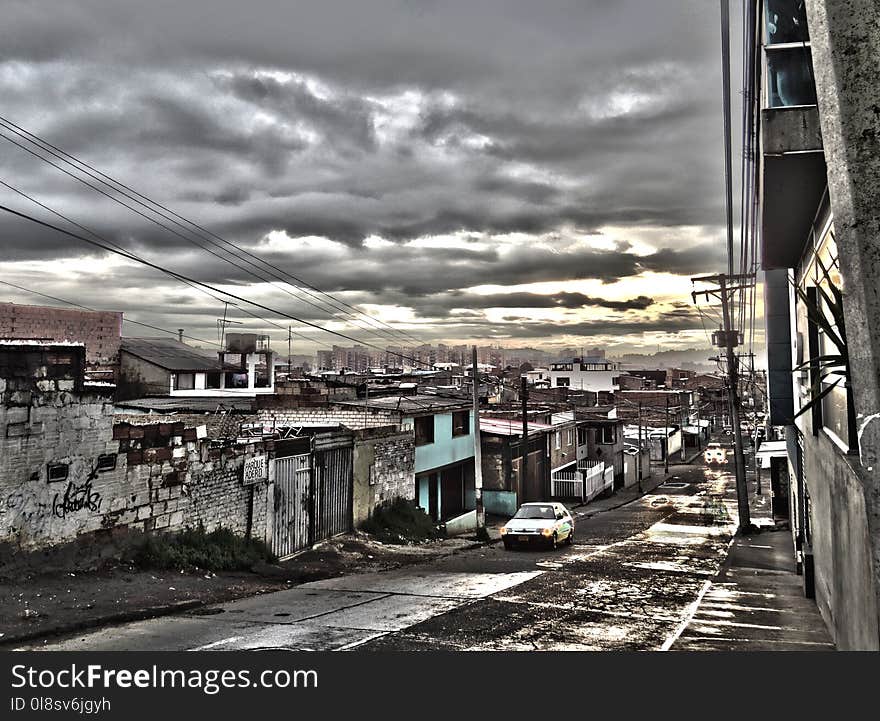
[2,385,273,549]
[352,427,415,526]
[257,405,397,430]
[0,303,122,377]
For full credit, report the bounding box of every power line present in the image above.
[0,278,219,347]
[0,178,332,353]
[0,115,426,349]
[0,129,416,350]
[0,200,455,372]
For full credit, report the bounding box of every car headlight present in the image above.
[500,526,508,535]
[541,527,554,536]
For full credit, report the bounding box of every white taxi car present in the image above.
[500,502,574,550]
[703,442,728,465]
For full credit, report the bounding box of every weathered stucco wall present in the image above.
[352,427,415,526]
[798,423,880,649]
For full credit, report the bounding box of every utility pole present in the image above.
[664,394,670,474]
[638,401,643,493]
[287,326,292,376]
[471,346,484,529]
[692,273,753,532]
[520,375,529,503]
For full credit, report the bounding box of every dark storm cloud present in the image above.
[0,0,733,350]
[378,291,656,317]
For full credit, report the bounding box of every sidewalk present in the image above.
[669,477,835,651]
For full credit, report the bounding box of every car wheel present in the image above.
[503,540,512,551]
[565,529,573,546]
[551,533,558,550]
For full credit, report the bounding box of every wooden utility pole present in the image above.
[520,375,529,503]
[638,401,644,493]
[471,346,484,529]
[664,395,670,474]
[692,273,753,532]
[287,326,292,375]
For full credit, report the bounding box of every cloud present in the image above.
[0,0,739,353]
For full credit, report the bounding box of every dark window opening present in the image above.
[225,372,248,389]
[414,416,435,446]
[452,410,470,437]
[556,376,570,387]
[600,426,616,445]
[96,454,117,472]
[47,463,69,482]
[205,372,222,389]
[174,373,195,390]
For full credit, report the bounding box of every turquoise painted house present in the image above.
[336,395,476,521]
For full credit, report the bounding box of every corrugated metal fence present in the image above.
[271,442,353,560]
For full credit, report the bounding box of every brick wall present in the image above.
[0,303,122,379]
[1,359,273,549]
[351,427,414,525]
[257,405,398,430]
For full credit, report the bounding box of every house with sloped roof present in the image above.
[118,336,274,400]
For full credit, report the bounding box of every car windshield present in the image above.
[513,505,555,520]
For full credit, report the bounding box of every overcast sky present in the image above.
[0,0,749,356]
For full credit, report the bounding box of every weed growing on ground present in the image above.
[124,525,275,571]
[360,498,440,544]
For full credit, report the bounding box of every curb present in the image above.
[1,538,498,647]
[1,599,204,649]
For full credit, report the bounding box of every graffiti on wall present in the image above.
[51,467,102,519]
[3,461,105,543]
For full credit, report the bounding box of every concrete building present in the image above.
[333,396,475,524]
[257,394,476,525]
[119,335,275,400]
[479,416,551,516]
[751,0,880,648]
[0,302,122,382]
[547,357,619,392]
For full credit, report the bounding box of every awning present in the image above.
[755,440,788,469]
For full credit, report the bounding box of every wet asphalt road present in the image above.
[24,463,737,651]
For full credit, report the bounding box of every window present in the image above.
[174,373,195,390]
[225,371,248,388]
[414,416,435,446]
[600,425,616,445]
[205,372,222,389]
[797,217,855,451]
[555,431,561,450]
[577,427,588,446]
[566,429,575,446]
[96,454,117,472]
[254,354,270,388]
[452,410,470,437]
[763,2,816,108]
[47,463,69,482]
[556,376,570,387]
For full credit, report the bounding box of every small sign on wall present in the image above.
[242,455,269,485]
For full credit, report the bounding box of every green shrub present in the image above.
[360,498,439,544]
[124,525,275,571]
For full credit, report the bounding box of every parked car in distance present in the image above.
[500,502,574,550]
[704,442,728,465]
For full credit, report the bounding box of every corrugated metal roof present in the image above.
[335,394,470,413]
[115,396,256,412]
[121,337,225,371]
[479,417,552,436]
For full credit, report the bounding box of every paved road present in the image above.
[24,463,737,651]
